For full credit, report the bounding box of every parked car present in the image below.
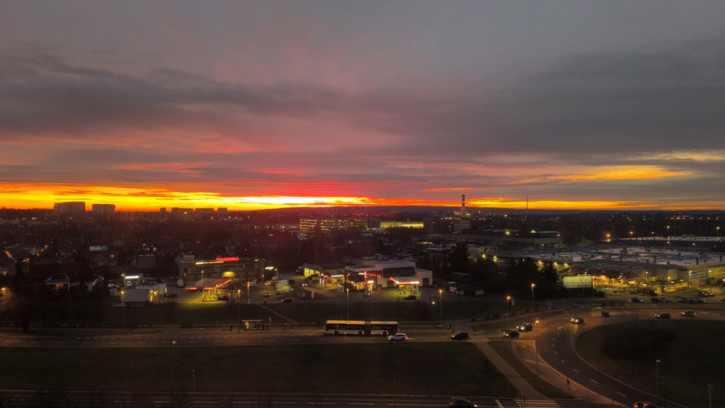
[403,295,416,300]
[451,332,470,340]
[517,322,533,332]
[280,297,295,303]
[631,297,643,303]
[681,310,696,317]
[449,397,478,407]
[654,313,671,319]
[387,332,408,342]
[601,311,610,317]
[502,330,519,339]
[571,317,585,324]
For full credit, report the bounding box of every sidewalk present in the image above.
[474,339,547,401]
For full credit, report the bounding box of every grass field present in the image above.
[0,342,517,396]
[30,296,541,326]
[576,320,724,408]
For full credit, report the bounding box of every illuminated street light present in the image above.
[531,283,536,301]
[120,290,125,328]
[439,289,443,322]
[506,295,512,326]
[237,289,242,327]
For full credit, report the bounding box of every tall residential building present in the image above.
[54,202,86,217]
[92,204,116,217]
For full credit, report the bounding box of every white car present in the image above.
[387,332,408,341]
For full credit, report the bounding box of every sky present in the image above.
[2,1,725,211]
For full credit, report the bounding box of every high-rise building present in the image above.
[54,202,86,217]
[92,204,116,217]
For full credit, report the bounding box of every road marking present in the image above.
[561,359,566,364]
[616,391,627,397]
[572,368,579,373]
[590,379,599,384]
[349,403,374,406]
[495,399,504,408]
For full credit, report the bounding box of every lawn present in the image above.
[1,343,517,396]
[576,320,724,408]
[25,296,542,326]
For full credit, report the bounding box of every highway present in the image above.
[1,302,722,407]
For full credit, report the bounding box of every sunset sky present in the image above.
[2,1,725,211]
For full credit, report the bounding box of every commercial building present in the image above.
[179,256,264,288]
[345,260,433,293]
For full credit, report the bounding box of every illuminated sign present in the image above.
[216,257,240,262]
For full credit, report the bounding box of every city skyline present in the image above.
[3,1,725,211]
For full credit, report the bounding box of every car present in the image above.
[633,402,662,408]
[631,297,643,303]
[449,397,478,407]
[403,295,416,300]
[502,330,519,339]
[263,292,271,297]
[387,332,408,341]
[516,323,533,332]
[280,297,295,303]
[571,317,585,324]
[601,311,610,317]
[650,297,662,303]
[681,310,696,317]
[451,332,470,340]
[654,312,671,319]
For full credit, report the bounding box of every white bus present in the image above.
[324,320,399,336]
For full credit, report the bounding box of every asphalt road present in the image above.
[2,302,722,408]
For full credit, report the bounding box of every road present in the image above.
[1,302,721,407]
[528,304,725,408]
[0,389,620,408]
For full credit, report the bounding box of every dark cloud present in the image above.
[367,37,725,162]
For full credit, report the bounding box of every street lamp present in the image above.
[237,289,242,327]
[530,283,536,301]
[171,339,177,391]
[439,289,443,322]
[346,288,350,321]
[655,359,661,397]
[120,290,125,328]
[506,295,512,326]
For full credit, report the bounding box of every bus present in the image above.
[324,320,399,336]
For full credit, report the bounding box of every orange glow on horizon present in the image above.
[0,183,721,211]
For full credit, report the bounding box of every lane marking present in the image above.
[616,391,627,397]
[590,379,599,384]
